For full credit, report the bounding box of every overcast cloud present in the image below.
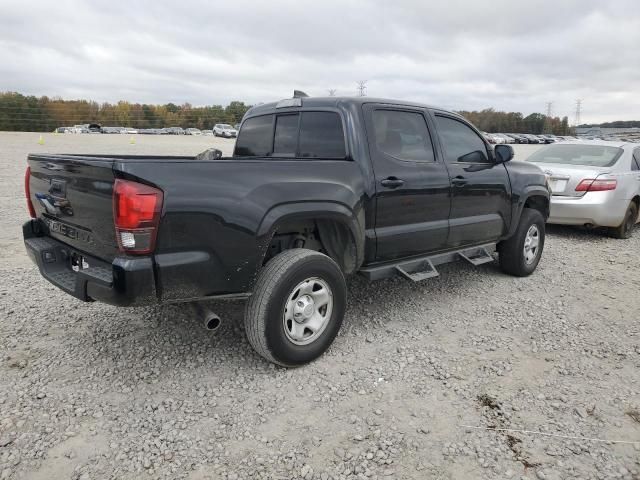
[1,0,639,122]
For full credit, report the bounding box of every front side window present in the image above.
[299,112,346,158]
[435,116,489,163]
[372,110,435,162]
[234,115,273,157]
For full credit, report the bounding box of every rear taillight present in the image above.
[113,179,163,254]
[575,178,617,192]
[25,166,36,218]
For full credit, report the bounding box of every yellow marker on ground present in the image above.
[130,136,136,145]
[38,135,44,145]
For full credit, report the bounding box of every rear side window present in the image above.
[273,114,299,157]
[234,115,273,156]
[372,110,435,162]
[299,112,346,158]
[435,116,489,163]
[633,149,640,171]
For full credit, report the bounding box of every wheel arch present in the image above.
[256,202,366,276]
[507,187,550,238]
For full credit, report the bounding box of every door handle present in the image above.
[451,175,467,186]
[381,177,405,188]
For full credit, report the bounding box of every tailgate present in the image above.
[27,154,119,261]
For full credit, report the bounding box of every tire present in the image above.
[244,249,347,367]
[609,202,638,239]
[498,208,545,277]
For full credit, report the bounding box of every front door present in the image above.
[363,104,451,261]
[431,113,512,247]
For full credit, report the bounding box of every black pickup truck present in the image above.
[23,96,550,366]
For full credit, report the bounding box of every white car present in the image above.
[213,124,238,138]
[528,141,640,238]
[202,130,214,136]
[185,128,202,136]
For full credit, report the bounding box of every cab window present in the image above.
[435,115,490,164]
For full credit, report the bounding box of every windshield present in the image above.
[528,144,623,167]
[220,124,233,129]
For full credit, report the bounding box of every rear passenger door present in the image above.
[363,104,451,261]
[432,113,512,247]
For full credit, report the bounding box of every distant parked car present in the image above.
[202,130,214,136]
[101,126,120,134]
[507,134,529,144]
[494,134,515,144]
[528,141,640,238]
[536,135,555,144]
[213,124,238,138]
[186,128,202,135]
[163,127,185,135]
[522,134,542,144]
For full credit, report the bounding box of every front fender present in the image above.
[507,185,550,237]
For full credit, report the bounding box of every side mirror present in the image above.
[494,144,514,164]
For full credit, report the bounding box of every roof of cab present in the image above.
[245,96,449,117]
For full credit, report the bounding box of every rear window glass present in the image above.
[273,114,299,157]
[234,115,273,156]
[527,144,623,167]
[234,111,346,159]
[299,112,346,158]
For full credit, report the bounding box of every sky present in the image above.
[1,0,639,123]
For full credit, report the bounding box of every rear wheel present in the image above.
[609,202,638,239]
[244,249,346,367]
[499,208,545,277]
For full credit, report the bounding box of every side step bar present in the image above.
[359,243,496,282]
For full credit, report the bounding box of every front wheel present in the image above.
[498,208,545,277]
[244,249,346,367]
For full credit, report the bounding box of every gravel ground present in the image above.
[0,132,639,480]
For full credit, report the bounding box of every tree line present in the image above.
[0,92,251,132]
[458,108,573,135]
[6,91,634,135]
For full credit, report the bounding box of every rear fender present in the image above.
[256,202,365,276]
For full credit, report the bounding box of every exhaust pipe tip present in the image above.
[204,314,221,332]
[191,303,222,333]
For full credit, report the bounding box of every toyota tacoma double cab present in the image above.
[23,95,550,366]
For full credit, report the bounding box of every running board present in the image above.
[458,246,494,266]
[359,243,496,282]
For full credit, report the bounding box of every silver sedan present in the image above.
[527,141,640,238]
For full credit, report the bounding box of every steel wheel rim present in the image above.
[523,224,540,265]
[283,277,333,346]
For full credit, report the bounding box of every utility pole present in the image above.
[543,101,553,133]
[328,89,337,97]
[574,99,582,127]
[356,80,367,97]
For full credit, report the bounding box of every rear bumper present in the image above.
[548,192,627,227]
[23,221,157,306]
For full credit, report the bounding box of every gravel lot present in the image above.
[1,132,639,480]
